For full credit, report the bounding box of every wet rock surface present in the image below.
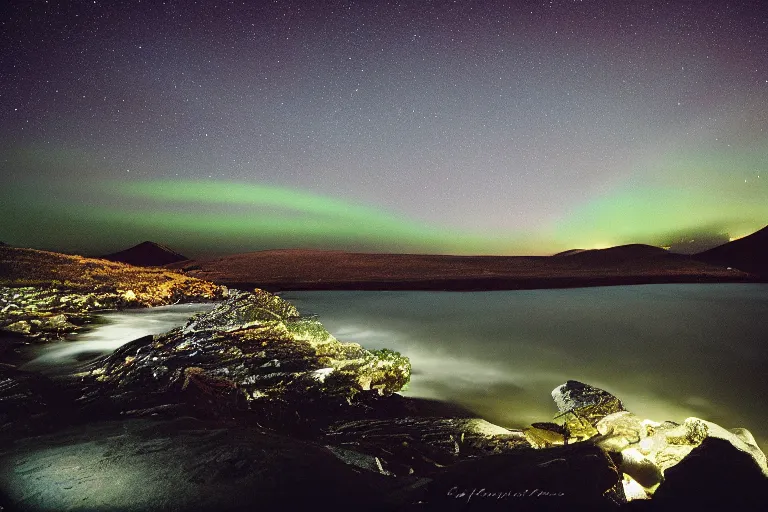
[551,380,768,508]
[74,289,412,424]
[552,380,626,440]
[325,416,530,477]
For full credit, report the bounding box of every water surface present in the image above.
[284,284,768,448]
[21,303,215,375]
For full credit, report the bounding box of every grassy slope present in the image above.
[0,246,223,305]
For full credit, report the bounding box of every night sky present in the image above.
[1,0,766,257]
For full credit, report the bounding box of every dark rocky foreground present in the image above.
[1,289,767,511]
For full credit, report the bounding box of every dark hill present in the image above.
[695,225,768,276]
[553,244,670,265]
[102,241,188,267]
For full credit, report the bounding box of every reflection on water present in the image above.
[284,284,768,449]
[21,303,215,375]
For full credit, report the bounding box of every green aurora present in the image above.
[0,146,766,256]
[554,149,768,250]
[0,178,527,255]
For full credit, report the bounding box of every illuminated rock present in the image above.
[37,314,77,333]
[522,423,566,448]
[0,279,225,344]
[80,289,411,419]
[551,380,626,440]
[183,288,298,332]
[548,381,768,503]
[3,320,31,334]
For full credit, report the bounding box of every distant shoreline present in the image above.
[225,274,763,293]
[168,246,764,292]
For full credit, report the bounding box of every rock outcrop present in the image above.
[543,381,768,504]
[77,289,411,423]
[425,442,625,510]
[0,244,224,344]
[325,416,530,477]
[552,380,626,440]
[652,437,768,509]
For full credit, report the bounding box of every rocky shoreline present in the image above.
[0,246,224,344]
[1,287,767,510]
[0,286,214,343]
[0,248,224,363]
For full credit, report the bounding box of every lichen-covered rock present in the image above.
[551,380,625,440]
[3,320,31,334]
[79,289,410,420]
[522,423,566,448]
[38,313,78,332]
[183,289,298,332]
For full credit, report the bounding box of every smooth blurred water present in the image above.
[20,303,215,374]
[283,284,768,449]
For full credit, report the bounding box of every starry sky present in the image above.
[1,0,767,257]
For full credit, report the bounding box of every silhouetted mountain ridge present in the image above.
[102,241,188,267]
[695,225,768,276]
[553,244,670,264]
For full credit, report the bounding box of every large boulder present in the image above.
[551,380,626,440]
[547,381,768,502]
[651,437,768,510]
[79,290,411,422]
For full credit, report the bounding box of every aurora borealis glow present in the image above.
[1,1,767,256]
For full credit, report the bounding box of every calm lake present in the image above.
[283,284,768,449]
